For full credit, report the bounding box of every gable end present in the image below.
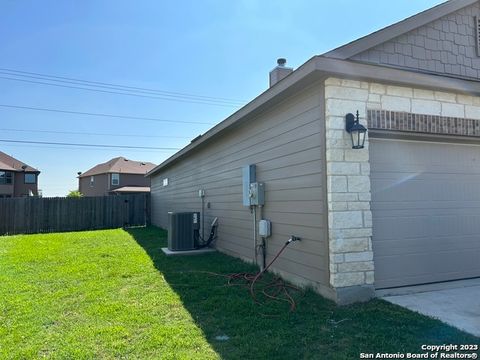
[349,1,480,79]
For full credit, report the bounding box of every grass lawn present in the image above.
[0,227,477,359]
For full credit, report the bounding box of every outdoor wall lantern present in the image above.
[345,110,367,149]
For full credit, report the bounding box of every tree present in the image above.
[67,190,83,198]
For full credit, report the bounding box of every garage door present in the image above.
[370,138,480,289]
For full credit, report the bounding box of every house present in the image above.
[0,151,40,198]
[147,0,480,304]
[78,157,156,196]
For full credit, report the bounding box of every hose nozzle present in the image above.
[286,235,301,244]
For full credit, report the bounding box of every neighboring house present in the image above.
[78,157,156,196]
[0,151,40,198]
[147,0,480,304]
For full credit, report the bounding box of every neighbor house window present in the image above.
[163,178,169,186]
[24,173,36,184]
[0,171,12,185]
[90,176,94,187]
[111,173,120,186]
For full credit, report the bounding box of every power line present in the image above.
[0,75,243,107]
[0,139,181,150]
[0,76,238,107]
[0,67,247,104]
[0,104,215,125]
[0,72,245,105]
[0,127,192,139]
[0,143,173,153]
[0,73,242,106]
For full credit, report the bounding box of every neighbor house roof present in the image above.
[147,0,480,177]
[79,157,156,177]
[110,186,150,193]
[323,0,478,60]
[0,151,39,173]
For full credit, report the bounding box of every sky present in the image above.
[1,0,443,197]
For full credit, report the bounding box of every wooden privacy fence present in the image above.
[0,194,150,235]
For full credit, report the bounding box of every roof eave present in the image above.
[315,57,480,95]
[146,56,320,177]
[147,57,480,177]
[0,168,40,173]
[79,169,154,178]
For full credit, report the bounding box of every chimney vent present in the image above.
[269,58,293,87]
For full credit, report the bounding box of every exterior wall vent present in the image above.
[191,134,202,143]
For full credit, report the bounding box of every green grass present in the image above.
[0,227,477,359]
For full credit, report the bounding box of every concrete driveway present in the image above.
[381,279,480,337]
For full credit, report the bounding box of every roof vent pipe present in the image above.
[269,58,293,87]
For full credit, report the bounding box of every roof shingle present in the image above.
[80,157,156,177]
[0,151,39,172]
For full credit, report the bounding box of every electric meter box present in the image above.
[242,164,256,206]
[258,219,271,237]
[249,182,265,206]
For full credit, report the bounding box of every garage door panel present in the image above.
[375,249,480,288]
[374,213,480,239]
[370,141,480,172]
[373,177,480,202]
[373,201,480,210]
[370,164,480,174]
[374,216,435,239]
[374,236,480,257]
[370,138,480,289]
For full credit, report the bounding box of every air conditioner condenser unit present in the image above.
[167,212,200,251]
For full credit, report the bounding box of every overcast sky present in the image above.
[1,0,443,196]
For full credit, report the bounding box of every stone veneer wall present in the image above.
[324,76,480,294]
[325,78,374,292]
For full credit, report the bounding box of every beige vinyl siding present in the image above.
[151,82,330,294]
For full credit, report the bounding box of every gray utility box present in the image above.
[168,212,200,251]
[249,182,265,206]
[242,164,265,206]
[258,219,271,237]
[242,164,256,206]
